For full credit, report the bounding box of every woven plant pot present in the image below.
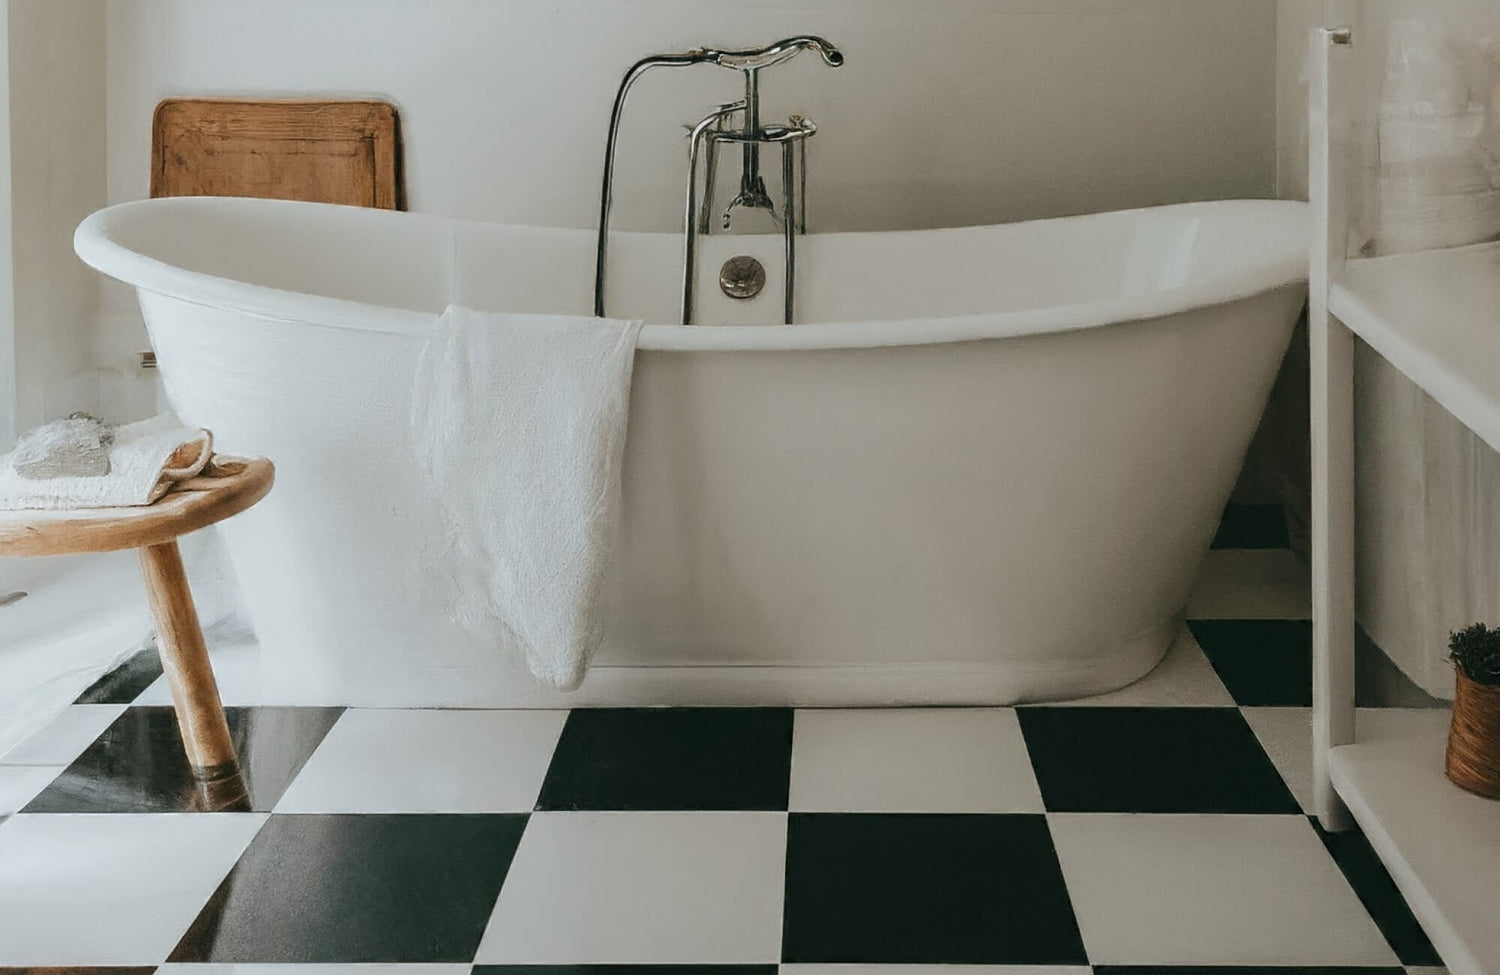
[1446,667,1500,799]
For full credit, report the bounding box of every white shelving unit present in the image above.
[1311,27,1500,975]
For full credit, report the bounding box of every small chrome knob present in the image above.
[719,255,767,299]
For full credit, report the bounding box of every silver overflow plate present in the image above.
[719,255,767,299]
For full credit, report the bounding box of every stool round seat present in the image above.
[0,458,273,557]
[0,455,273,791]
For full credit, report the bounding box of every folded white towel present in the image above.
[411,304,643,691]
[0,415,213,510]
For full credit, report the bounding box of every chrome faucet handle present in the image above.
[704,36,844,72]
[682,101,746,134]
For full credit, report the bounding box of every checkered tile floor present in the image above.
[0,504,1453,973]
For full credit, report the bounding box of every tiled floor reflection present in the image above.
[170,814,527,963]
[23,706,342,813]
[72,649,164,705]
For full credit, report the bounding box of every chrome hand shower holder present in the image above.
[594,37,844,325]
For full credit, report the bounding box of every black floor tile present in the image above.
[476,969,775,975]
[1188,620,1449,709]
[0,969,158,975]
[73,649,164,704]
[1092,960,1404,966]
[781,813,1086,964]
[170,813,526,962]
[22,706,342,813]
[1211,502,1291,549]
[1188,620,1313,707]
[1017,707,1300,814]
[535,707,793,811]
[1314,819,1444,967]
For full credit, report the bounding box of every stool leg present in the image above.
[138,540,239,780]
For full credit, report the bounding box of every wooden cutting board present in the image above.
[151,98,402,209]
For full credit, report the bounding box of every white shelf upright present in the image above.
[1309,25,1500,975]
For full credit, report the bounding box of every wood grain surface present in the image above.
[0,458,275,557]
[152,98,402,208]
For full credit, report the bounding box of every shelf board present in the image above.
[1328,709,1500,975]
[1331,242,1500,454]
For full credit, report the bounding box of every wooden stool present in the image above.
[0,457,274,781]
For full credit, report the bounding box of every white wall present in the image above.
[0,3,14,450]
[105,0,1279,231]
[5,0,107,441]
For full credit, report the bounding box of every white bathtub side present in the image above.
[131,278,1303,707]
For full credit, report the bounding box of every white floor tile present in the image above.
[789,708,1042,813]
[0,704,126,765]
[477,811,786,964]
[783,968,1090,975]
[1187,547,1311,620]
[158,960,468,966]
[275,708,568,813]
[1241,707,1451,815]
[0,812,266,965]
[0,766,62,814]
[1240,706,1314,812]
[1048,813,1398,968]
[1039,623,1235,707]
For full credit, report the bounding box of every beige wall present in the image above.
[1276,0,1500,696]
[4,0,107,445]
[105,0,1279,233]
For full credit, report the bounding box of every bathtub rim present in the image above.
[76,196,1309,353]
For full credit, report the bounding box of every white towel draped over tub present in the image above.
[410,304,644,691]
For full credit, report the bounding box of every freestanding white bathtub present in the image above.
[74,196,1307,707]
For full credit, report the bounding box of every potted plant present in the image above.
[1446,623,1500,798]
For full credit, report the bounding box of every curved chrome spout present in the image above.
[704,36,844,71]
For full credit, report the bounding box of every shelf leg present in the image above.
[1311,311,1356,831]
[1310,24,1356,832]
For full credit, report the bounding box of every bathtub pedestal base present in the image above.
[246,615,1182,709]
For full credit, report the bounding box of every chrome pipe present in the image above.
[791,115,808,234]
[743,68,762,200]
[698,102,744,235]
[700,124,720,235]
[782,140,797,325]
[595,51,716,317]
[682,109,734,324]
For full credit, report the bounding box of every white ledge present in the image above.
[1331,242,1500,454]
